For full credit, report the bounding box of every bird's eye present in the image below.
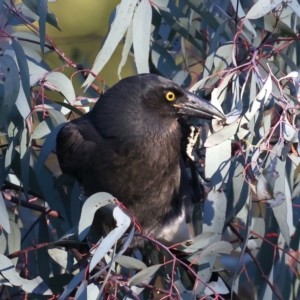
[165,91,176,101]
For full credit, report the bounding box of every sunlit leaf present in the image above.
[246,0,283,19]
[78,192,118,241]
[205,139,231,190]
[204,120,239,147]
[45,72,76,103]
[132,0,152,73]
[83,0,138,88]
[118,20,133,79]
[89,206,131,272]
[0,193,10,234]
[204,276,229,296]
[0,254,52,295]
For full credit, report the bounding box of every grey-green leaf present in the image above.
[0,193,10,233]
[128,264,161,286]
[132,0,152,73]
[89,207,131,272]
[0,55,20,127]
[78,192,118,241]
[83,0,138,88]
[0,254,52,295]
[45,72,76,103]
[246,0,283,19]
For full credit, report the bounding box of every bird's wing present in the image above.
[56,116,99,183]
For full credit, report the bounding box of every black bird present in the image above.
[56,74,224,245]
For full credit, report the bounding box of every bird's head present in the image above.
[92,74,225,138]
[112,74,225,121]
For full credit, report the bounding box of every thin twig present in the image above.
[228,222,283,300]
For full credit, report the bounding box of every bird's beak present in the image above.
[174,91,225,120]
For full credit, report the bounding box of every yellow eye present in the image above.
[165,91,176,101]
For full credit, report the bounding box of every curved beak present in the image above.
[174,91,225,120]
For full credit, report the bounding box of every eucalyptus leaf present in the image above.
[89,206,131,272]
[128,264,161,286]
[83,0,138,88]
[132,0,152,73]
[0,254,52,295]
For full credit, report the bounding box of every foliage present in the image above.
[1,0,300,299]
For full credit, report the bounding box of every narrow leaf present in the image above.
[118,20,133,79]
[246,0,283,19]
[36,0,47,53]
[0,55,20,126]
[128,264,161,286]
[132,0,152,73]
[83,0,138,88]
[78,192,118,241]
[12,39,31,106]
[0,193,10,233]
[58,269,85,300]
[45,72,76,102]
[0,254,51,295]
[89,207,131,272]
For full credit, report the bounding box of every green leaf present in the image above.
[257,15,297,37]
[203,191,227,235]
[20,125,30,198]
[12,38,31,106]
[0,253,52,295]
[241,74,272,125]
[15,86,31,121]
[183,0,222,33]
[179,232,218,253]
[38,215,50,284]
[22,0,60,30]
[231,0,256,37]
[58,269,85,300]
[205,139,231,190]
[0,193,10,234]
[128,264,161,286]
[116,255,147,270]
[204,120,239,147]
[7,221,21,266]
[0,55,20,126]
[31,119,52,139]
[45,72,76,103]
[0,231,7,255]
[35,123,65,175]
[158,6,206,56]
[37,0,47,53]
[132,0,152,73]
[200,241,233,257]
[151,43,177,78]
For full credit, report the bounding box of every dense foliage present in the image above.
[1,0,300,299]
